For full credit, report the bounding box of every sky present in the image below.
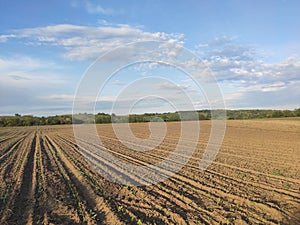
[0,0,299,116]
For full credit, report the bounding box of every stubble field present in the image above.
[0,118,299,224]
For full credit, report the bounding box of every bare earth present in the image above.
[0,118,299,224]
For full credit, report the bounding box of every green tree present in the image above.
[294,108,300,116]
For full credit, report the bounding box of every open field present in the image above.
[0,118,299,224]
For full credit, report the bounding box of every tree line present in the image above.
[0,109,300,127]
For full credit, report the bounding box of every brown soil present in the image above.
[0,118,299,224]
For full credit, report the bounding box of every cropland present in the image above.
[0,118,299,224]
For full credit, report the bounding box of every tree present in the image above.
[294,108,300,116]
[272,110,284,118]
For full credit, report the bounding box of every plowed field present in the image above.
[0,118,299,224]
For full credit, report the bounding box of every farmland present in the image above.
[0,118,299,224]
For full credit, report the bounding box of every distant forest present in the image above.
[0,108,300,127]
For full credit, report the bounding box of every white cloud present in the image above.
[110,80,126,86]
[196,35,237,48]
[85,2,120,15]
[219,78,300,109]
[40,94,116,104]
[71,0,123,15]
[156,81,190,91]
[196,36,300,109]
[200,40,300,86]
[1,32,299,114]
[0,56,50,73]
[0,55,71,116]
[0,56,65,86]
[0,24,184,61]
[243,82,287,92]
[0,34,16,42]
[207,45,254,61]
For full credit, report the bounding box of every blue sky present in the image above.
[0,0,299,115]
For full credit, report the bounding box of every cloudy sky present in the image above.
[0,0,299,116]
